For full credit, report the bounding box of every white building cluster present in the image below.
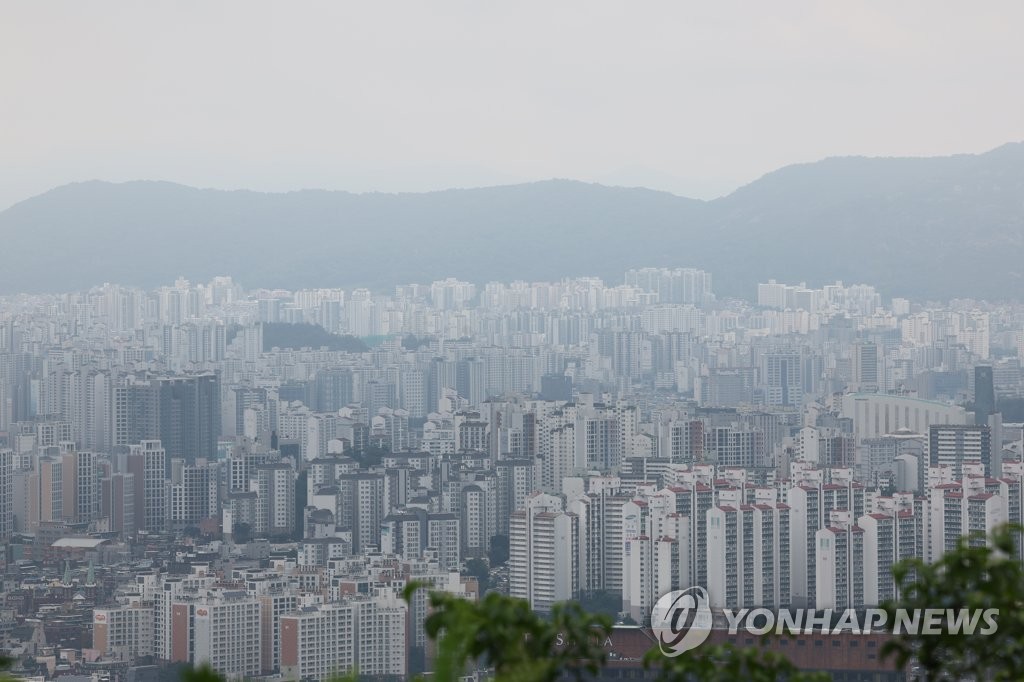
[508,457,1024,619]
[2,266,1024,679]
[92,553,473,678]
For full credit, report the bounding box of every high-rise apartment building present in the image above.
[762,352,804,407]
[115,373,220,463]
[127,440,167,533]
[706,501,791,610]
[815,521,865,610]
[100,471,135,539]
[312,367,355,413]
[254,463,296,538]
[59,442,96,524]
[974,365,996,425]
[859,512,897,606]
[788,477,866,608]
[280,597,407,679]
[169,459,219,528]
[33,455,64,527]
[851,342,880,392]
[509,492,579,613]
[495,458,538,534]
[168,589,262,678]
[928,424,992,479]
[381,508,461,571]
[621,495,692,623]
[626,267,713,305]
[93,602,155,661]
[0,448,12,541]
[338,472,384,552]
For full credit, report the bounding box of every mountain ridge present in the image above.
[9,140,1022,208]
[2,143,1022,299]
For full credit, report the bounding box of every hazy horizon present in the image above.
[1,4,1023,678]
[3,1,1023,210]
[5,140,1022,212]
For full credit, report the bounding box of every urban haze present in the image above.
[1,3,1023,682]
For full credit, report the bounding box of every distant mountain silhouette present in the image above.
[1,143,1022,299]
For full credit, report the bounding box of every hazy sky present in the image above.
[2,1,1022,209]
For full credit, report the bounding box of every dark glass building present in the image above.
[974,365,996,426]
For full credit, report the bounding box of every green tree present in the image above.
[406,583,611,682]
[351,443,388,468]
[464,558,490,594]
[404,582,830,682]
[882,523,1024,680]
[578,589,622,618]
[231,522,252,544]
[488,534,510,566]
[179,665,223,682]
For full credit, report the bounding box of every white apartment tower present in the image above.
[815,521,865,611]
[858,513,896,606]
[620,495,692,624]
[706,502,791,610]
[509,492,579,613]
[0,449,12,541]
[788,477,865,608]
[280,597,407,680]
[178,590,262,679]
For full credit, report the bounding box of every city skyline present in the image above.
[2,263,1022,679]
[3,2,1023,679]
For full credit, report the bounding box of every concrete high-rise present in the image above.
[254,463,296,538]
[280,597,407,679]
[157,373,221,463]
[382,508,461,571]
[621,495,692,623]
[974,365,996,426]
[127,440,167,533]
[338,472,385,552]
[788,477,866,608]
[169,458,219,528]
[60,443,97,524]
[168,588,262,678]
[100,471,135,539]
[706,501,790,610]
[815,520,865,610]
[762,352,804,407]
[0,448,12,541]
[116,373,220,463]
[928,424,993,479]
[509,492,579,613]
[312,368,354,413]
[851,342,880,392]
